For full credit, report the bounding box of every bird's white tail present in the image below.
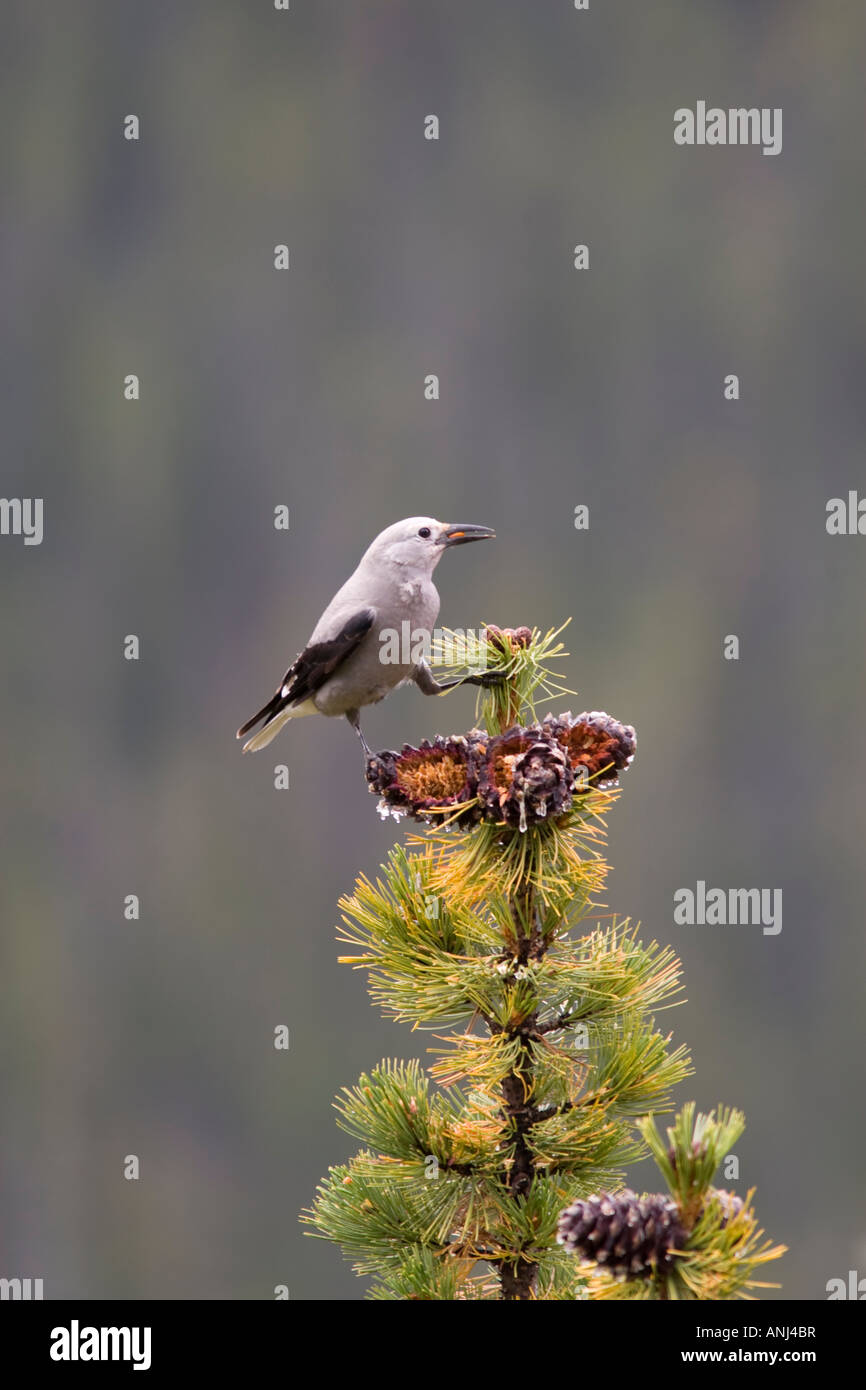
[241,699,316,753]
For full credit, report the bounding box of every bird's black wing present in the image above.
[236,607,376,738]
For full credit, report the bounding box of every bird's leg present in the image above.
[412,660,508,695]
[346,708,372,758]
[459,671,510,689]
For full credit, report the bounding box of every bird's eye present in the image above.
[418,526,431,538]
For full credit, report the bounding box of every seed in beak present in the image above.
[442,524,496,546]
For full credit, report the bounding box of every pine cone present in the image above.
[557,1190,686,1279]
[476,728,573,829]
[705,1189,745,1226]
[366,711,635,828]
[483,624,533,654]
[366,734,484,826]
[544,710,636,789]
[557,1186,745,1281]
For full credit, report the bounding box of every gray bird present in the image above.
[236,516,499,755]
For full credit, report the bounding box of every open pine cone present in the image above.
[366,711,636,827]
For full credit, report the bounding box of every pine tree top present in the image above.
[304,621,785,1300]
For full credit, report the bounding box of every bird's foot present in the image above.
[464,669,509,689]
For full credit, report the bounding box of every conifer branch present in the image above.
[303,621,784,1301]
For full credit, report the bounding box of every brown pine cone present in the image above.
[557,1190,686,1279]
[366,734,484,826]
[543,710,636,789]
[476,728,574,829]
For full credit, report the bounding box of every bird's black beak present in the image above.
[440,523,496,547]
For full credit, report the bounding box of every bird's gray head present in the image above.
[362,517,496,573]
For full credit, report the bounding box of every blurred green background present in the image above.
[2,0,864,1299]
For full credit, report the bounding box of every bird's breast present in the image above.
[405,578,439,625]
